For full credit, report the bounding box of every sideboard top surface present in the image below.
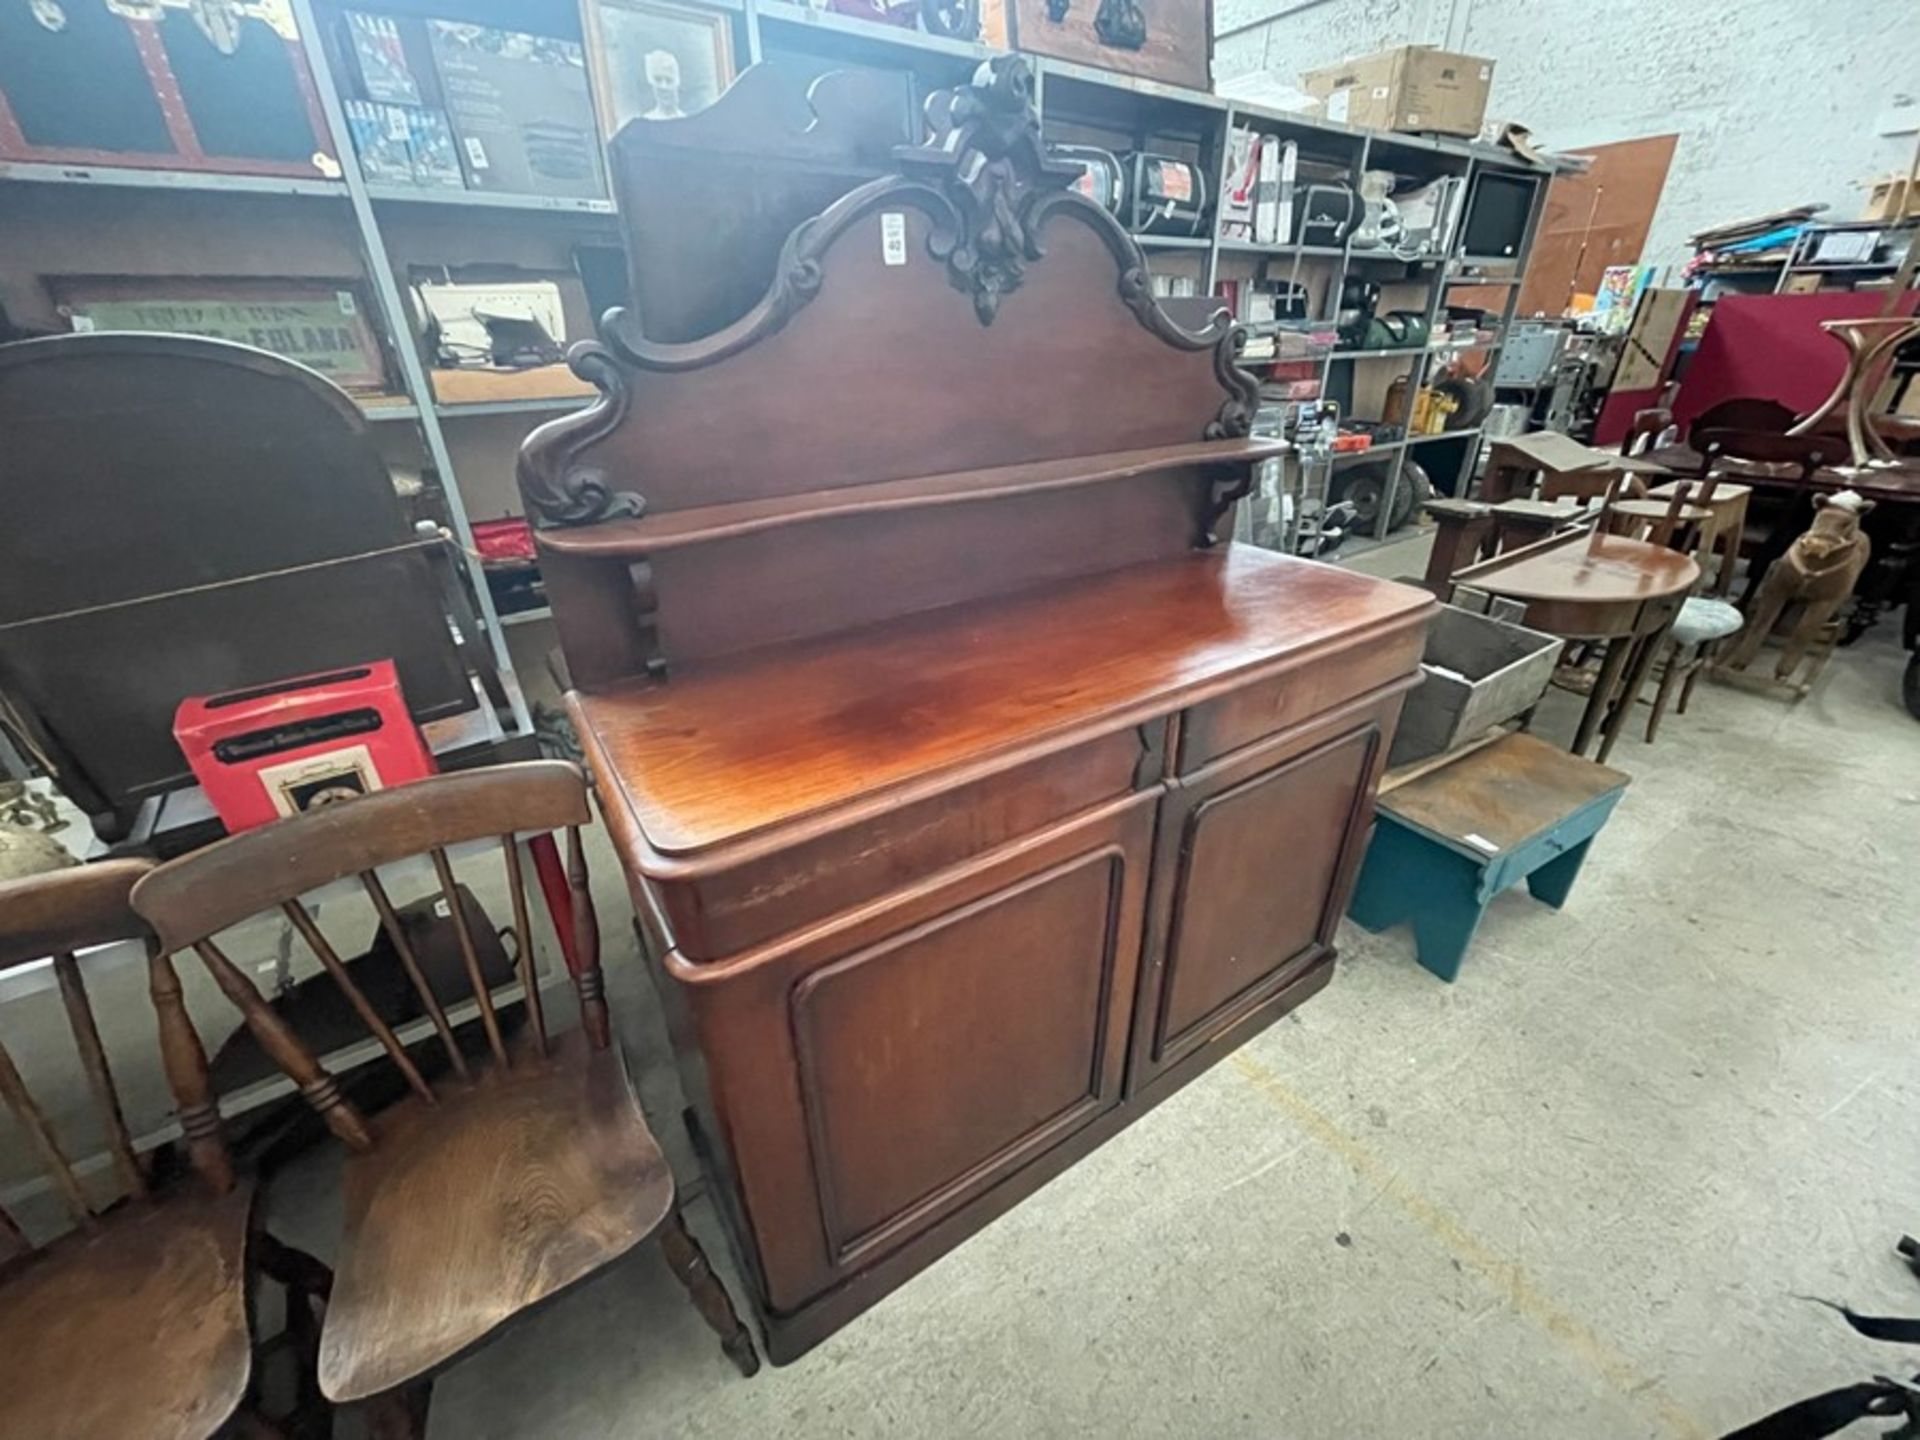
[575,545,1432,860]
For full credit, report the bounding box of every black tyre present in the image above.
[1331,462,1417,531]
[1402,457,1434,512]
[1905,650,1920,721]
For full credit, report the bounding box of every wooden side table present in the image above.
[1447,529,1699,762]
[1347,733,1630,982]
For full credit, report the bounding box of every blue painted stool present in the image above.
[1347,732,1629,982]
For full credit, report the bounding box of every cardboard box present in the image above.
[1860,174,1920,222]
[1301,45,1494,137]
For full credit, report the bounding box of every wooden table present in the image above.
[1448,529,1700,762]
[1348,733,1630,982]
[1482,431,1668,505]
[1639,445,1920,503]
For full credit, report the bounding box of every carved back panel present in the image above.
[550,209,1244,520]
[520,57,1259,682]
[608,63,912,344]
[525,58,1252,525]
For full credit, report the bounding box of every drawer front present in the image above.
[1133,695,1399,1086]
[671,793,1156,1313]
[657,724,1158,960]
[1178,618,1426,772]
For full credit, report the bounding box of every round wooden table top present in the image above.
[1463,532,1700,608]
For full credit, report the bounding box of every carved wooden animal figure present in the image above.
[1725,491,1873,681]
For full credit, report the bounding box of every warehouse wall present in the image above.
[1215,0,1920,270]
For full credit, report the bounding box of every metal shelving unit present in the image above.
[364,184,618,216]
[1022,47,1546,547]
[1,0,1546,707]
[1771,217,1920,293]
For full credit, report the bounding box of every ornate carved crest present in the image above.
[899,56,1081,325]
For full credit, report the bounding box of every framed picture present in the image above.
[1005,0,1212,94]
[0,0,338,178]
[583,0,735,135]
[51,277,388,393]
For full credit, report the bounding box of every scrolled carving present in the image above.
[1208,330,1260,441]
[599,179,960,374]
[1027,188,1257,440]
[517,343,647,527]
[900,56,1080,325]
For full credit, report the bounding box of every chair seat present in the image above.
[0,1183,255,1440]
[318,1031,675,1403]
[1672,596,1745,646]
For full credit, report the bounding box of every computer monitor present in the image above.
[1460,172,1537,259]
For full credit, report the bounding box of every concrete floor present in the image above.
[402,599,1920,1439]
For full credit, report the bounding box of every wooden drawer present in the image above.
[663,792,1157,1316]
[1177,615,1427,772]
[650,723,1159,960]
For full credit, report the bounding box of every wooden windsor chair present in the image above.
[0,859,330,1440]
[1602,467,1720,552]
[129,760,758,1437]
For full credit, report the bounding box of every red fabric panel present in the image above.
[1673,291,1920,432]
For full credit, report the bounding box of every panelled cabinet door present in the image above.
[1130,704,1396,1089]
[679,794,1157,1314]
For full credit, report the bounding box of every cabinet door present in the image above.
[674,794,1156,1315]
[1131,707,1391,1089]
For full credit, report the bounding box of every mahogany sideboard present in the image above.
[520,58,1434,1363]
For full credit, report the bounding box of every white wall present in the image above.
[1216,0,1920,270]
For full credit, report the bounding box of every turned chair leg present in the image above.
[253,1232,335,1440]
[659,1207,760,1377]
[1678,640,1715,715]
[1644,639,1686,743]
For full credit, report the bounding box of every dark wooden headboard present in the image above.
[521,57,1273,685]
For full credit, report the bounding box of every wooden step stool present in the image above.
[1347,732,1630,982]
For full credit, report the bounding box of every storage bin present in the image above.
[1389,603,1564,765]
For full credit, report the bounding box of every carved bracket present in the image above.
[516,344,648,527]
[1199,464,1258,548]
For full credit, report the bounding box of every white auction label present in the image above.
[881,211,907,266]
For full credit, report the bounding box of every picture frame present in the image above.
[51,277,389,393]
[1004,0,1212,94]
[0,0,338,178]
[583,0,736,136]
